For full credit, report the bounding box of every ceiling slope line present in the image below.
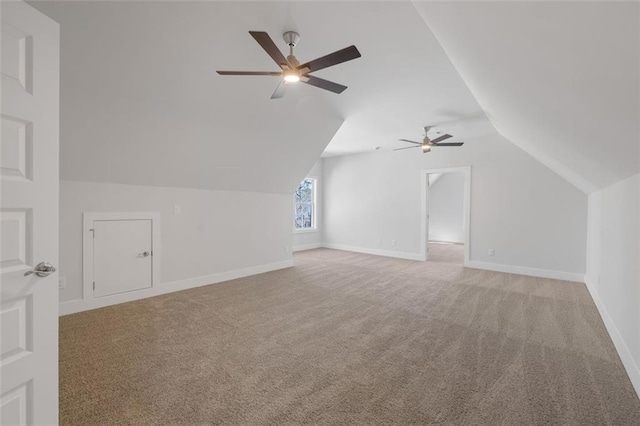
[410,0,594,194]
[411,1,639,194]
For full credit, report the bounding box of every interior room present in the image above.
[1,1,639,424]
[425,169,467,263]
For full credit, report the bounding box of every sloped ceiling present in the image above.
[31,1,355,193]
[315,1,496,157]
[414,1,640,193]
[31,1,637,194]
[30,0,496,193]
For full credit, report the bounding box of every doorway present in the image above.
[421,167,471,265]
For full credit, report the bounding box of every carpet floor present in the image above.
[60,244,640,425]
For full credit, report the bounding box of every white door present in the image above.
[0,1,60,425]
[93,220,153,298]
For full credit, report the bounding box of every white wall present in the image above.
[323,133,587,279]
[428,172,465,244]
[585,173,640,395]
[293,160,324,252]
[59,181,293,307]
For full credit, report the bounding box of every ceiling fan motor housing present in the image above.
[287,55,300,68]
[283,31,300,48]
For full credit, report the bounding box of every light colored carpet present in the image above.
[60,244,640,425]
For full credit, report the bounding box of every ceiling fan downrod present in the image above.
[283,31,300,66]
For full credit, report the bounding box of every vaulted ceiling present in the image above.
[414,1,639,193]
[31,1,638,194]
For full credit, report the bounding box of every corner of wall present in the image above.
[466,260,585,283]
[584,274,640,397]
[292,242,323,252]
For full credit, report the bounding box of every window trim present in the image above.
[293,176,318,233]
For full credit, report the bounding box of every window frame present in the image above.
[293,176,318,233]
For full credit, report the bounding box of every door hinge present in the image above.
[93,281,95,290]
[89,228,95,238]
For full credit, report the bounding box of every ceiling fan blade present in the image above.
[217,71,282,76]
[302,75,347,94]
[433,142,464,147]
[271,80,287,99]
[298,45,361,73]
[399,139,422,145]
[249,31,290,70]
[393,146,421,151]
[430,134,453,144]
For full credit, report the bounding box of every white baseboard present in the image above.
[466,260,585,283]
[292,243,323,252]
[320,245,582,282]
[59,259,294,316]
[429,239,465,245]
[322,243,425,261]
[584,275,640,398]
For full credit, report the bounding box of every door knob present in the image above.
[24,262,57,277]
[141,251,150,257]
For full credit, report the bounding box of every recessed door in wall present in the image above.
[92,219,153,297]
[82,212,160,311]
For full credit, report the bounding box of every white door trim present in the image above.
[420,167,471,265]
[82,212,161,303]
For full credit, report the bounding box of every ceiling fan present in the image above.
[216,31,361,99]
[394,126,464,153]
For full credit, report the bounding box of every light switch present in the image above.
[173,205,181,215]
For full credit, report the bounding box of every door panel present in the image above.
[1,383,30,426]
[93,220,153,298]
[0,1,60,425]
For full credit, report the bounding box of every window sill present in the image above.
[293,228,319,234]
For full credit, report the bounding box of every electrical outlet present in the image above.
[58,277,66,289]
[488,248,495,256]
[173,205,181,215]
[391,239,397,246]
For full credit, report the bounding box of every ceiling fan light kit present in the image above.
[283,70,300,83]
[394,125,465,154]
[216,31,361,99]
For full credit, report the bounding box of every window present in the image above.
[294,177,316,231]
